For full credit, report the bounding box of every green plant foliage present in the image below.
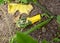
[24,16,53,35]
[41,39,50,43]
[0,0,11,5]
[41,13,49,17]
[0,0,4,5]
[19,0,28,4]
[10,31,38,43]
[4,0,11,3]
[57,15,60,24]
[19,0,37,4]
[53,38,60,42]
[10,16,53,43]
[58,26,60,30]
[56,32,60,36]
[16,17,31,28]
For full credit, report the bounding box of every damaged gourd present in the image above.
[8,3,33,15]
[16,14,41,28]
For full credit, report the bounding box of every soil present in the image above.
[0,0,60,43]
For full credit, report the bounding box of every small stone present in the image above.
[42,27,46,33]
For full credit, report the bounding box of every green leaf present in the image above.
[56,32,60,36]
[53,38,60,42]
[4,0,11,3]
[41,39,50,43]
[41,13,49,17]
[57,15,60,24]
[10,31,38,43]
[20,0,28,4]
[0,0,4,5]
[32,0,37,3]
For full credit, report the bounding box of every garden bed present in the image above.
[0,0,60,43]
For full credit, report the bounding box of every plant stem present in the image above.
[24,16,54,35]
